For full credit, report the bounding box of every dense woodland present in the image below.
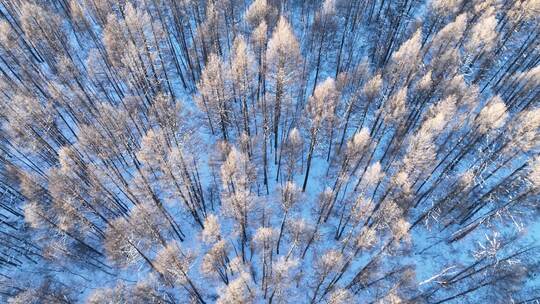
[0,0,539,302]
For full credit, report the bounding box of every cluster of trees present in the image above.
[0,0,538,302]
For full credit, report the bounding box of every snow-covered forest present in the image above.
[0,0,539,302]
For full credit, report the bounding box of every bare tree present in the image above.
[1,1,538,303]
